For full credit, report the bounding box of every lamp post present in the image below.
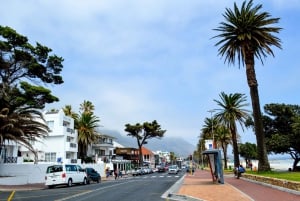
[208,110,215,149]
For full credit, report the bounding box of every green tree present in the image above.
[0,26,63,160]
[262,104,300,170]
[239,142,257,167]
[125,120,166,166]
[214,92,250,168]
[0,26,63,111]
[80,100,95,115]
[213,0,282,171]
[214,125,232,169]
[77,112,100,160]
[201,116,219,148]
[63,101,101,161]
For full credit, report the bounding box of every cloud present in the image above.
[1,0,299,147]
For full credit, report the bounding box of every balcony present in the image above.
[93,139,114,148]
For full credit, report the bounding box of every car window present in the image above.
[46,165,63,173]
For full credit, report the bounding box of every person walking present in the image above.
[114,169,118,180]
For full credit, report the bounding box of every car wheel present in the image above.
[83,177,88,185]
[97,177,100,183]
[67,179,72,187]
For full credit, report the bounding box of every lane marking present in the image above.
[7,190,15,201]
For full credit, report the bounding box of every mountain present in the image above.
[99,129,196,157]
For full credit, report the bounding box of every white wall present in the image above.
[0,162,106,185]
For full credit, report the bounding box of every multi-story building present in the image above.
[0,109,79,164]
[87,134,116,163]
[19,109,79,163]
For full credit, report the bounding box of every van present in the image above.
[45,164,88,188]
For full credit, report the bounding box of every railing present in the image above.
[4,157,17,163]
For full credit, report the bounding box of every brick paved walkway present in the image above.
[177,169,300,201]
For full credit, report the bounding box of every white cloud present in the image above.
[1,0,299,147]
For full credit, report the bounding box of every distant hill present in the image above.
[99,129,196,157]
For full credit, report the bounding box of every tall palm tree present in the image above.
[214,92,250,168]
[80,100,95,115]
[77,112,100,160]
[213,0,282,171]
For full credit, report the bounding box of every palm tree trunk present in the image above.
[245,53,270,171]
[222,143,228,169]
[231,127,240,168]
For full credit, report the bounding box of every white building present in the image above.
[1,109,119,166]
[20,109,79,163]
[87,134,117,163]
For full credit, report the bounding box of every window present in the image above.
[45,152,56,162]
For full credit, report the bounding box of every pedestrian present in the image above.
[106,168,110,178]
[114,169,118,180]
[249,162,253,171]
[119,169,123,178]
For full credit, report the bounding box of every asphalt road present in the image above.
[0,171,184,201]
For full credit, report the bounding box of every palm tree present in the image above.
[63,105,78,120]
[77,112,100,160]
[0,107,48,163]
[201,116,231,168]
[214,92,250,168]
[80,100,95,115]
[201,117,219,148]
[214,125,232,169]
[213,0,282,171]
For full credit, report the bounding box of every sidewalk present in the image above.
[175,169,300,201]
[176,169,252,201]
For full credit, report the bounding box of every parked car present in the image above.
[168,165,179,174]
[85,167,101,183]
[45,164,88,188]
[132,167,145,176]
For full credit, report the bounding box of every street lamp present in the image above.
[208,110,215,149]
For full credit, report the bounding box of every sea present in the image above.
[228,155,295,171]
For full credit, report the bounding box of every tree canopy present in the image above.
[0,25,64,111]
[239,142,257,167]
[125,120,166,166]
[263,104,300,170]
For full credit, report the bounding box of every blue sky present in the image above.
[1,0,299,146]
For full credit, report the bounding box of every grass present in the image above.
[246,171,300,182]
[223,168,300,182]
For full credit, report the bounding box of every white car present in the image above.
[168,165,179,174]
[45,164,88,188]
